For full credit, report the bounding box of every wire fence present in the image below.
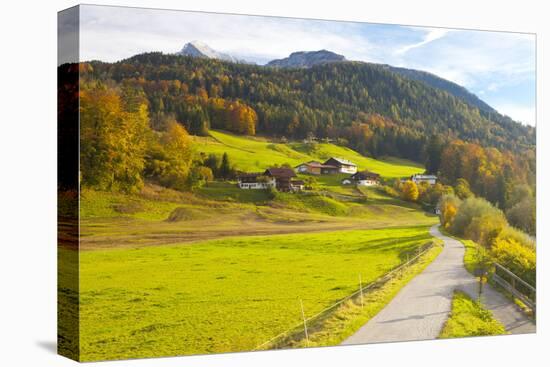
[253,240,437,350]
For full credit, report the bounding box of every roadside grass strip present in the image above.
[439,291,507,338]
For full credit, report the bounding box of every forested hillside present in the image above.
[71,52,535,215]
[385,65,527,136]
[86,53,534,152]
[386,65,496,114]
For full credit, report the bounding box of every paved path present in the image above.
[342,225,535,345]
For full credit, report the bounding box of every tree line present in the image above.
[85,53,534,153]
[78,76,238,193]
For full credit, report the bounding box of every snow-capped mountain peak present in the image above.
[178,41,238,62]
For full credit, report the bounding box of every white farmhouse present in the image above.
[411,174,437,185]
[237,173,276,189]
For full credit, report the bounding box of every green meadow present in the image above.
[193,130,424,178]
[72,131,440,361]
[77,225,435,361]
[78,185,437,249]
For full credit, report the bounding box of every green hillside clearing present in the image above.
[193,130,424,178]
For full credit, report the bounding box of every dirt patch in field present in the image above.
[78,218,434,251]
[166,207,209,222]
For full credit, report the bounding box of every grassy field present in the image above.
[439,291,506,338]
[192,130,424,178]
[266,240,443,348]
[72,139,438,360]
[79,186,437,249]
[76,225,435,360]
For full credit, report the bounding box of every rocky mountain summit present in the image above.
[177,41,241,63]
[266,50,346,68]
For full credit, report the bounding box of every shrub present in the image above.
[506,184,533,209]
[495,226,535,249]
[419,182,453,207]
[439,195,461,229]
[454,178,473,199]
[451,197,501,237]
[465,213,507,248]
[266,186,278,200]
[491,238,536,286]
[506,197,536,236]
[188,166,214,190]
[442,194,536,287]
[381,185,400,198]
[304,176,318,190]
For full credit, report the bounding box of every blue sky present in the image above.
[77,5,536,126]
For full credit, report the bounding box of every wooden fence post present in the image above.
[359,274,364,309]
[300,299,309,346]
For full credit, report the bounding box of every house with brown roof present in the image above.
[323,157,358,174]
[264,167,297,191]
[342,170,380,186]
[237,167,299,191]
[295,161,339,175]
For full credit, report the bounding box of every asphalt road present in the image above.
[342,225,535,345]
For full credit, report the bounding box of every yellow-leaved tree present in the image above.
[157,121,194,190]
[80,83,149,193]
[401,180,419,202]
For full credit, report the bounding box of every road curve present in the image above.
[342,225,535,345]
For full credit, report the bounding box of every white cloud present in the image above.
[79,5,375,64]
[77,5,536,125]
[395,28,449,55]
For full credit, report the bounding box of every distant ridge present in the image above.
[172,42,519,126]
[266,50,346,68]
